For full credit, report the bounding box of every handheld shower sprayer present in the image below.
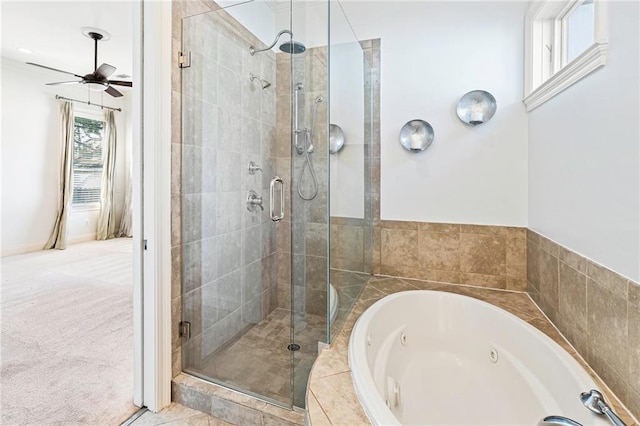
[295,91,324,201]
[304,95,324,153]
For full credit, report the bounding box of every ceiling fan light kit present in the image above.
[26,27,131,98]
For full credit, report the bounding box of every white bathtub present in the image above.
[348,290,610,426]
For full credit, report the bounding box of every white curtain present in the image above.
[44,101,74,250]
[117,157,133,238]
[97,110,117,240]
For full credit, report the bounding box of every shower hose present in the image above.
[297,99,322,201]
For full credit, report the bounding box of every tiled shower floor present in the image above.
[197,308,324,407]
[196,270,370,408]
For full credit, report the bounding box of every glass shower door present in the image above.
[288,3,331,408]
[180,3,294,408]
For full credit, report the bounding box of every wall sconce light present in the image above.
[329,124,345,154]
[399,119,434,152]
[456,90,497,126]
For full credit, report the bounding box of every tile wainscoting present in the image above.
[527,229,640,418]
[372,221,527,291]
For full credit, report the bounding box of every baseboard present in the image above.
[67,233,97,245]
[1,242,45,257]
[1,233,97,257]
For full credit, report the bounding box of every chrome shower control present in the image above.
[246,190,263,212]
[248,161,262,175]
[580,389,626,426]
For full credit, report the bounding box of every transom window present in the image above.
[72,115,104,205]
[523,0,608,111]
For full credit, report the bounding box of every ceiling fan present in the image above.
[26,29,132,98]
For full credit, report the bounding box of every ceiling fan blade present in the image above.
[45,81,81,86]
[95,63,116,78]
[105,86,123,98]
[26,62,82,78]
[108,80,133,87]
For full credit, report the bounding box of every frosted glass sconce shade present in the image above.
[399,119,434,153]
[329,124,345,154]
[456,90,497,126]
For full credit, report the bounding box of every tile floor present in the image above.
[130,403,233,425]
[192,308,323,407]
[182,269,370,408]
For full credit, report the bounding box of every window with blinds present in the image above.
[72,116,104,205]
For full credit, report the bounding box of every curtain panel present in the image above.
[44,101,74,250]
[97,110,117,240]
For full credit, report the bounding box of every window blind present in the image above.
[72,116,104,205]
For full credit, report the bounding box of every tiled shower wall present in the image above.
[275,47,329,318]
[330,218,368,273]
[172,0,278,375]
[326,40,377,277]
[171,0,218,380]
[526,230,640,418]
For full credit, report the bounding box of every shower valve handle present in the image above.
[247,190,264,212]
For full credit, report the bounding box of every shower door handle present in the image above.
[270,176,284,222]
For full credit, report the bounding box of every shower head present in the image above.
[279,41,306,54]
[250,29,292,56]
[249,73,271,90]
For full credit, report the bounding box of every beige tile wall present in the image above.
[274,46,329,318]
[372,221,527,290]
[527,229,640,418]
[171,0,222,381]
[330,217,367,272]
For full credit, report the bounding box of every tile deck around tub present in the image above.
[306,276,639,426]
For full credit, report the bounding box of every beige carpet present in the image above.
[1,239,138,425]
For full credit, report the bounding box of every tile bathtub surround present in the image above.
[307,276,638,425]
[372,221,527,291]
[526,229,640,419]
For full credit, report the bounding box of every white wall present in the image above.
[330,41,365,218]
[218,0,276,48]
[1,59,132,256]
[528,1,640,281]
[341,1,529,226]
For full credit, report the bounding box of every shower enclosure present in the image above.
[179,0,370,410]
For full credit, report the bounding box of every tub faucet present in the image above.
[580,389,627,426]
[538,415,582,426]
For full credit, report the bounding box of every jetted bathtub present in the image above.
[348,290,611,426]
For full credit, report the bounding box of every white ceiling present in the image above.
[1,1,133,80]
